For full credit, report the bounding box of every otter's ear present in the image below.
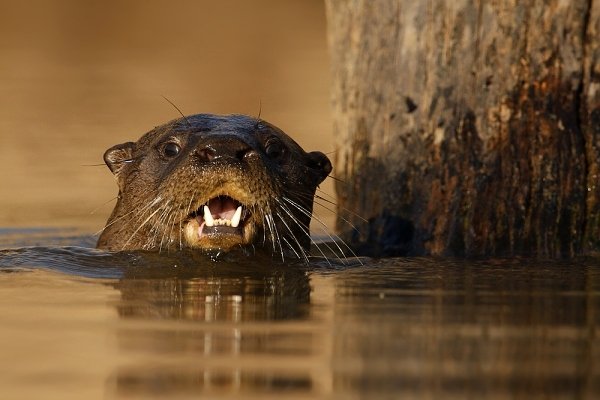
[306,151,332,184]
[104,142,135,176]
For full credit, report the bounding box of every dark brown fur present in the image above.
[97,114,331,259]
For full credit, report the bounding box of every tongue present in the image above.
[208,197,237,220]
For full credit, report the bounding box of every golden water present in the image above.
[0,0,332,230]
[1,239,599,399]
[1,2,599,399]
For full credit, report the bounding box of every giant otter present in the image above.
[97,114,332,259]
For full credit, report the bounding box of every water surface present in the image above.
[1,230,598,399]
[1,2,597,398]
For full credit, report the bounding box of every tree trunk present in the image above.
[325,0,600,257]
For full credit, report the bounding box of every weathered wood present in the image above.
[325,0,600,257]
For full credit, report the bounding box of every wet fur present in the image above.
[97,114,333,261]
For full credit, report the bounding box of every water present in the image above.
[1,2,599,398]
[1,229,598,399]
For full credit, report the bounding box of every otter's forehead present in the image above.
[182,114,261,132]
[135,113,301,150]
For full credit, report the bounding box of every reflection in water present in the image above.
[329,259,600,399]
[115,259,311,321]
[104,257,600,398]
[109,257,325,397]
[0,247,599,399]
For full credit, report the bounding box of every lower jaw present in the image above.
[189,236,245,250]
[183,221,247,250]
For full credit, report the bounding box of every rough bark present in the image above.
[325,0,600,257]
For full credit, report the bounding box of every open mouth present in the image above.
[184,195,252,247]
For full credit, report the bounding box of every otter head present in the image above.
[97,114,331,258]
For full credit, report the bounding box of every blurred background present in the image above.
[0,0,333,231]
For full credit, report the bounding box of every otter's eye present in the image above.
[162,142,181,158]
[265,139,286,161]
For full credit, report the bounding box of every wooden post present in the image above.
[325,0,600,257]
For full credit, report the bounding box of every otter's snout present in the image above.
[193,136,255,162]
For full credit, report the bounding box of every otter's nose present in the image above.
[194,136,254,162]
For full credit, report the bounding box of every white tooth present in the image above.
[231,206,242,228]
[204,205,214,226]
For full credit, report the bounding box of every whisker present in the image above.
[166,207,179,252]
[162,208,176,251]
[161,95,192,128]
[266,213,285,262]
[262,211,276,252]
[290,188,367,230]
[313,200,363,234]
[121,203,166,249]
[184,191,197,218]
[313,194,337,207]
[315,190,368,223]
[255,99,262,122]
[157,204,176,251]
[178,215,183,250]
[89,196,118,216]
[281,196,362,265]
[308,210,353,265]
[273,210,310,264]
[273,199,334,266]
[146,203,169,250]
[94,196,162,236]
[326,174,346,183]
[281,236,303,260]
[180,190,198,250]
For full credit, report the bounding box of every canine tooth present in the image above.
[204,206,214,226]
[231,206,242,228]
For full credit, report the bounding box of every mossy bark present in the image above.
[325,0,600,257]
